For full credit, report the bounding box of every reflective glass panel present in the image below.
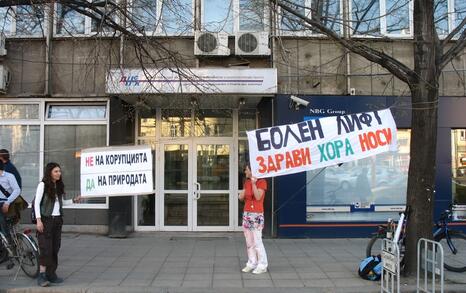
[164,144,188,190]
[456,0,466,35]
[281,0,307,32]
[316,0,341,33]
[16,5,45,36]
[164,193,187,225]
[0,104,39,119]
[238,109,256,137]
[137,194,155,225]
[56,4,85,35]
[386,0,410,34]
[203,0,234,33]
[434,0,449,36]
[352,0,381,35]
[238,140,249,226]
[239,0,264,31]
[0,7,13,35]
[91,1,116,33]
[47,105,107,120]
[132,0,158,33]
[161,0,193,35]
[0,125,40,202]
[452,130,466,208]
[161,109,191,137]
[197,144,229,190]
[194,109,232,137]
[138,109,156,137]
[306,129,411,222]
[197,193,229,226]
[45,125,107,204]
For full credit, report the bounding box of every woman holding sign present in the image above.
[239,163,268,274]
[34,162,81,287]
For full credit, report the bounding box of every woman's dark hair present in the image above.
[42,162,65,199]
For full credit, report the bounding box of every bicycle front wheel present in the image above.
[15,233,39,278]
[436,231,466,272]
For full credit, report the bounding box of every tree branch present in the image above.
[441,16,466,46]
[440,17,466,70]
[273,0,415,85]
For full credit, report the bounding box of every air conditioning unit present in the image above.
[235,32,270,56]
[0,33,6,56]
[0,65,11,94]
[194,31,230,56]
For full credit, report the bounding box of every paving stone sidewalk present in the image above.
[1,232,465,293]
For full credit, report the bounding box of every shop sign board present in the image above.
[106,68,277,94]
[247,108,398,178]
[80,145,153,197]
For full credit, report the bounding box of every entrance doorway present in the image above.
[162,139,234,231]
[134,105,258,232]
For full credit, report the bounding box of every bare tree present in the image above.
[271,0,466,274]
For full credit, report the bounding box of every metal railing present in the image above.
[417,238,444,293]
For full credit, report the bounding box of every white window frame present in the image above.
[53,2,88,37]
[45,103,108,121]
[127,0,162,36]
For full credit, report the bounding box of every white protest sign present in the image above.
[247,108,398,178]
[80,145,153,197]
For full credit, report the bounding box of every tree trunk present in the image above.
[404,0,440,275]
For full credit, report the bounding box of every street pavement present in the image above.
[1,232,465,293]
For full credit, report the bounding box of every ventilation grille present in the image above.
[197,32,217,53]
[237,33,258,53]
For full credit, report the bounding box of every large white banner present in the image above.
[80,145,153,197]
[106,68,277,94]
[247,109,398,178]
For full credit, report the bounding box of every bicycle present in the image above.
[0,215,40,278]
[366,207,466,272]
[433,209,466,272]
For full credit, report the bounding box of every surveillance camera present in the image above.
[289,95,309,107]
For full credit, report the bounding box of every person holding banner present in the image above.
[239,163,268,275]
[34,162,81,287]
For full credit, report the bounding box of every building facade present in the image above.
[0,0,465,237]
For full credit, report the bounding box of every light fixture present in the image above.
[239,97,246,106]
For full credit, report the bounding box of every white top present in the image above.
[34,182,73,219]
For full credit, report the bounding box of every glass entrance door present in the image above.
[161,139,233,231]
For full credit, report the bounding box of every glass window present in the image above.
[386,0,410,35]
[47,104,107,120]
[137,139,156,226]
[164,144,188,190]
[56,4,85,35]
[239,0,265,31]
[194,109,232,137]
[0,125,40,203]
[161,0,193,35]
[138,109,156,137]
[0,7,13,35]
[434,0,449,36]
[238,108,256,137]
[306,129,411,222]
[0,104,39,119]
[352,0,381,36]
[238,140,248,226]
[161,109,191,137]
[314,0,340,33]
[45,125,107,204]
[455,0,466,34]
[91,1,117,33]
[280,0,308,32]
[131,0,158,34]
[196,144,229,190]
[452,129,466,208]
[16,5,45,36]
[203,0,234,33]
